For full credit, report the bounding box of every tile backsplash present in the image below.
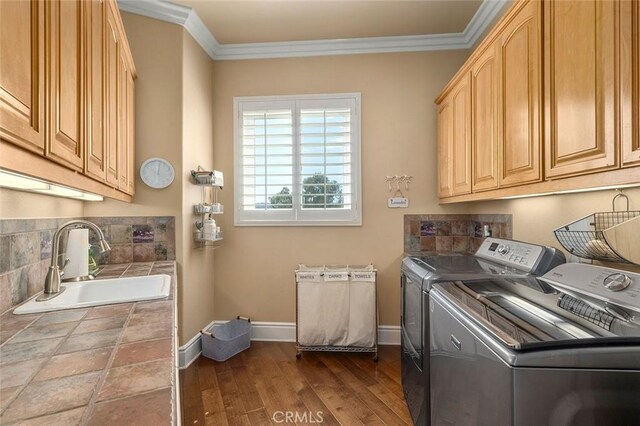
[0,216,175,313]
[404,214,512,253]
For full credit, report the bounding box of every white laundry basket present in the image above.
[200,316,251,361]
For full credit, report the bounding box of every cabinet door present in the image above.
[437,100,453,198]
[450,76,472,196]
[621,0,640,167]
[0,0,45,154]
[117,47,131,194]
[46,0,84,171]
[472,44,499,192]
[499,0,542,187]
[544,0,618,178]
[126,72,135,194]
[105,5,119,187]
[86,0,107,181]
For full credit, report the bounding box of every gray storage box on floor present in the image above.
[201,316,251,361]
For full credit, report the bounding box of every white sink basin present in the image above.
[13,274,172,315]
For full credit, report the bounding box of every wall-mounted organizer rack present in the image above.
[554,192,640,264]
[191,167,224,248]
[295,264,378,361]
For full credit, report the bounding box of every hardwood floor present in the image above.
[179,342,411,425]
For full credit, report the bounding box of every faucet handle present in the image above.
[59,258,70,277]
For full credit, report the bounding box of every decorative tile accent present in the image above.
[132,225,154,243]
[419,221,436,236]
[404,214,512,254]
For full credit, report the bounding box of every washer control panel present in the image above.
[541,263,640,314]
[475,238,545,273]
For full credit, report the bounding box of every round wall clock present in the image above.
[140,157,175,189]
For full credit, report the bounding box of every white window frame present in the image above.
[234,93,362,226]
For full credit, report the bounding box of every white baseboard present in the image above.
[178,321,400,368]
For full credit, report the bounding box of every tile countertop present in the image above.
[0,261,178,426]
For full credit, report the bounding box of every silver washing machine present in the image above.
[401,238,566,425]
[429,262,640,426]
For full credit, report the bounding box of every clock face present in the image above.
[140,158,175,189]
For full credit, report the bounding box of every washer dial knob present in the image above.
[603,273,632,292]
[497,245,510,255]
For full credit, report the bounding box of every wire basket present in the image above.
[194,203,223,214]
[554,211,640,263]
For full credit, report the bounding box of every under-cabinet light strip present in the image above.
[0,169,104,202]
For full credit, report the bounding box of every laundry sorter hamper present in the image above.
[295,265,378,361]
[200,316,251,361]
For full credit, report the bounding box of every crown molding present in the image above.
[118,0,509,61]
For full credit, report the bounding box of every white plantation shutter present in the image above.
[234,94,361,226]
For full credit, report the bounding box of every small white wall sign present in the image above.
[388,197,409,208]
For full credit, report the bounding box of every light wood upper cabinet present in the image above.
[126,71,135,195]
[471,43,499,192]
[86,0,107,182]
[0,0,45,154]
[45,0,85,172]
[437,75,472,198]
[621,0,640,167]
[118,46,132,194]
[105,4,120,187]
[499,0,542,187]
[437,100,453,198]
[451,76,472,196]
[0,0,136,202]
[544,0,618,178]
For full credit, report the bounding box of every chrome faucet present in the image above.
[37,220,111,301]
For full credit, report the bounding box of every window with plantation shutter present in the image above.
[234,94,361,226]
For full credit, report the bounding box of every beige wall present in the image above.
[212,51,470,326]
[84,14,184,221]
[0,188,83,218]
[180,31,216,343]
[470,187,640,254]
